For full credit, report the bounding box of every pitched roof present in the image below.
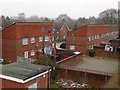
[60,23,71,31]
[68,24,118,36]
[2,22,54,39]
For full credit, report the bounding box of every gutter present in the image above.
[0,69,51,83]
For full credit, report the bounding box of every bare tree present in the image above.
[97,9,118,24]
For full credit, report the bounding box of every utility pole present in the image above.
[42,28,45,54]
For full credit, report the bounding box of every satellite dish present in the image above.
[44,46,53,55]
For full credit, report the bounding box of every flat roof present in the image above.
[60,56,118,76]
[73,56,118,75]
[0,61,51,81]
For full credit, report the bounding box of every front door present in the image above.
[24,51,28,58]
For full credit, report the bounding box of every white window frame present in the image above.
[31,37,35,43]
[70,45,75,50]
[39,36,43,42]
[22,38,28,45]
[101,34,103,38]
[45,36,49,41]
[30,50,35,56]
[91,36,94,40]
[88,36,91,41]
[28,83,37,90]
[63,36,66,39]
[94,35,97,39]
[52,36,54,42]
[96,34,99,39]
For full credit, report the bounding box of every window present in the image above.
[31,37,35,43]
[45,36,49,41]
[39,36,43,42]
[88,45,91,49]
[28,83,37,90]
[63,36,66,39]
[101,34,103,38]
[24,51,28,58]
[22,38,28,45]
[91,45,94,49]
[94,35,97,39]
[91,36,94,40]
[70,45,75,50]
[88,36,91,41]
[52,36,54,42]
[111,32,113,35]
[31,50,35,56]
[96,34,99,39]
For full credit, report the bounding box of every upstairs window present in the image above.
[45,36,49,41]
[94,35,97,39]
[96,34,100,39]
[91,36,94,40]
[88,36,91,41]
[39,36,43,42]
[22,38,28,45]
[101,34,104,38]
[31,37,35,43]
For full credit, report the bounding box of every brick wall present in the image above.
[57,54,83,66]
[2,22,53,63]
[94,48,120,59]
[2,38,17,63]
[66,35,87,54]
[59,24,69,41]
[67,25,119,54]
[1,72,49,89]
[16,38,51,58]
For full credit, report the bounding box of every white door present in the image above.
[28,83,37,90]
[24,51,28,58]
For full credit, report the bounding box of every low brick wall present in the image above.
[94,49,120,59]
[57,53,83,66]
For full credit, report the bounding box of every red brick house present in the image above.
[66,24,118,54]
[2,22,53,63]
[0,61,51,89]
[59,23,71,41]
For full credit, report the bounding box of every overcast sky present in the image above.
[0,0,119,19]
